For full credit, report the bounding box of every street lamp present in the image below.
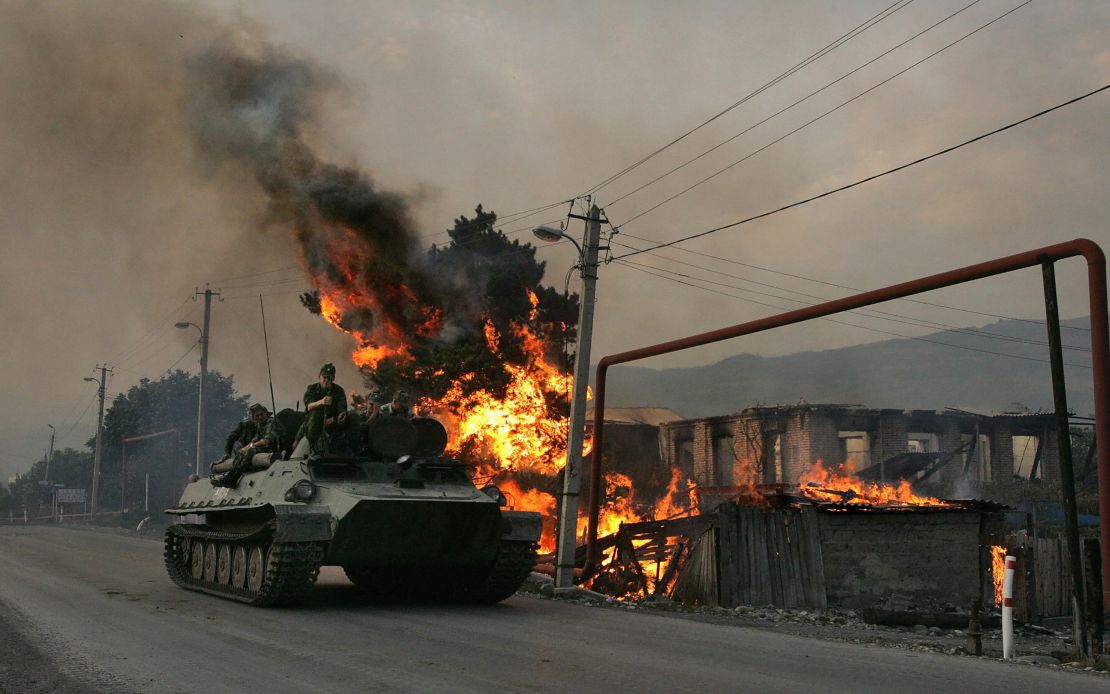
[176,320,208,476]
[534,205,603,588]
[532,224,584,255]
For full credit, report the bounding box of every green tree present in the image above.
[7,448,94,512]
[93,369,249,513]
[8,371,249,519]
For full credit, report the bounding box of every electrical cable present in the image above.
[613,79,1109,260]
[613,259,1091,369]
[109,295,193,365]
[114,304,201,372]
[617,230,1091,332]
[607,0,983,208]
[162,342,200,376]
[418,199,573,240]
[583,0,917,196]
[210,265,300,284]
[609,240,1088,351]
[612,1,1033,230]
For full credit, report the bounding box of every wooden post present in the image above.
[1041,260,1088,655]
[1082,538,1104,655]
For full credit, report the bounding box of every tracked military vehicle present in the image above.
[163,416,542,606]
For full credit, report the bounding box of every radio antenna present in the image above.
[259,294,277,414]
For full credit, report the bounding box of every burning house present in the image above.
[585,403,1087,619]
[657,404,1064,504]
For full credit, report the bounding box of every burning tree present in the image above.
[297,204,582,478]
[183,34,702,554]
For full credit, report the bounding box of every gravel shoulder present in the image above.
[520,574,1110,676]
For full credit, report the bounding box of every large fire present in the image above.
[314,265,601,553]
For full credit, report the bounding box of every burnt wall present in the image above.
[875,411,909,466]
[989,420,1015,483]
[808,412,842,466]
[816,511,981,610]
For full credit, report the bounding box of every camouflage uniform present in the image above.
[214,406,283,488]
[303,381,348,452]
[223,419,256,456]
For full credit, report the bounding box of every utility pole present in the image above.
[555,204,603,588]
[194,287,219,476]
[1041,261,1088,655]
[44,424,55,482]
[86,365,110,519]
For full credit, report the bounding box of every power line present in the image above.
[613,80,1110,260]
[613,250,1088,352]
[57,392,98,446]
[613,260,1091,369]
[617,230,1090,332]
[220,276,306,290]
[612,0,1032,230]
[109,295,193,365]
[115,304,201,372]
[607,0,983,209]
[210,265,300,284]
[617,239,1092,350]
[583,0,917,196]
[418,199,573,241]
[163,342,200,376]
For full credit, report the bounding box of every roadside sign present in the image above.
[56,488,87,504]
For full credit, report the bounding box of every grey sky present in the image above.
[2,0,1107,480]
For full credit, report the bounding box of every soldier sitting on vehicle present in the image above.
[214,409,257,468]
[377,390,414,419]
[212,403,283,488]
[302,363,347,454]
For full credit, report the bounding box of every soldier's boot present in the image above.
[211,465,245,488]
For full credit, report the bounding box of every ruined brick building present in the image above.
[656,404,1063,499]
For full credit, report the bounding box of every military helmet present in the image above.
[393,390,411,406]
[248,402,269,415]
[319,363,337,377]
[369,389,388,405]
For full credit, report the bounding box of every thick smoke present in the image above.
[184,37,451,347]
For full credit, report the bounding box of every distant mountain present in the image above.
[606,316,1096,419]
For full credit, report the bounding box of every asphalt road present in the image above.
[0,524,1103,693]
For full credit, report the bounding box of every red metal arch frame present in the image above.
[585,239,1110,607]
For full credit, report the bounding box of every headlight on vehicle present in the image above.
[286,479,316,502]
[480,484,506,506]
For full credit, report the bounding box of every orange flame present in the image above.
[799,460,948,507]
[990,544,1006,607]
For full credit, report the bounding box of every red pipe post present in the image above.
[585,239,1110,609]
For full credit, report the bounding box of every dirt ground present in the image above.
[521,574,1110,675]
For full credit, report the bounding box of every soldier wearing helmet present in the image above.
[302,363,347,453]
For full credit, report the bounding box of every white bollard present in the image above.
[1002,554,1016,659]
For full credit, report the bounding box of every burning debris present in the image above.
[584,458,999,603]
[798,460,949,508]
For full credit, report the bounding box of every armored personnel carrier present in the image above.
[163,416,542,606]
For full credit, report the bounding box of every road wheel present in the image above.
[247,545,266,594]
[231,546,247,588]
[190,541,205,579]
[203,543,218,582]
[216,544,231,584]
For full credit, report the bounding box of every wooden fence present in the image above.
[716,503,827,609]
